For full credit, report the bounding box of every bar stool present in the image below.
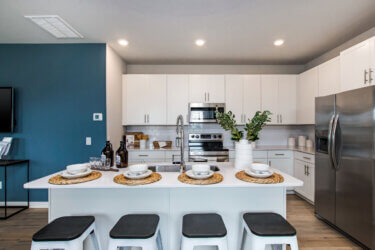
[239,212,298,250]
[107,214,163,250]
[181,213,228,250]
[31,216,101,250]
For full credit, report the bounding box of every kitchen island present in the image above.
[24,162,302,250]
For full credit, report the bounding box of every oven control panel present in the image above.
[189,133,223,141]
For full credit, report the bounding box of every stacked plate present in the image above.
[123,164,152,179]
[245,163,273,178]
[61,163,92,179]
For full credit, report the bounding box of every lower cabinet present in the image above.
[294,155,315,203]
[129,150,188,163]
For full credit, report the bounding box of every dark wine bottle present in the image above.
[116,138,128,168]
[101,141,114,167]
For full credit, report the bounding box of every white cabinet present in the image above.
[123,74,167,125]
[278,75,297,124]
[318,57,340,96]
[340,37,375,92]
[167,75,189,124]
[267,150,294,191]
[294,152,315,203]
[261,75,297,124]
[225,75,261,124]
[261,75,279,124]
[128,151,166,163]
[297,67,318,124]
[189,75,225,103]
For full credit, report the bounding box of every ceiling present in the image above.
[1,0,375,64]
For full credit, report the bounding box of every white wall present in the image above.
[126,64,305,74]
[106,45,126,150]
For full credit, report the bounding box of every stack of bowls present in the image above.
[234,139,253,171]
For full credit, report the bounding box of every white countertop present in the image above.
[129,145,315,155]
[24,162,303,189]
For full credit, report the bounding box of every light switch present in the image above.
[86,137,92,146]
[93,113,103,121]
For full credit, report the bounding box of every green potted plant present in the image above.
[215,110,272,144]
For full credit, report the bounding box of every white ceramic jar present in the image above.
[234,139,253,171]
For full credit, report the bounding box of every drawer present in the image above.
[129,151,166,161]
[267,150,293,159]
[295,151,315,164]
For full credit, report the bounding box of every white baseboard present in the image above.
[0,201,48,208]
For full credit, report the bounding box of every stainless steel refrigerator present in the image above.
[315,86,374,249]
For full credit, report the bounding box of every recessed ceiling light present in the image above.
[118,39,129,46]
[274,39,284,46]
[25,15,83,39]
[195,39,206,46]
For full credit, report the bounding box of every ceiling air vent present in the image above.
[24,15,83,39]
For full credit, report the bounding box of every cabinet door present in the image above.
[269,158,293,176]
[294,160,307,196]
[371,37,375,85]
[340,39,372,92]
[297,67,318,124]
[318,57,340,96]
[306,163,315,202]
[243,75,261,123]
[122,75,127,125]
[207,75,225,103]
[125,75,149,125]
[189,75,209,102]
[225,75,244,124]
[147,75,167,125]
[167,75,189,124]
[261,75,279,124]
[278,75,297,124]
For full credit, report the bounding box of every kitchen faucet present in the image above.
[176,115,185,173]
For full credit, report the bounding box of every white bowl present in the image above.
[192,164,210,175]
[129,164,148,174]
[66,163,89,175]
[251,163,269,172]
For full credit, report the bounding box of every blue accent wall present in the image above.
[0,44,106,201]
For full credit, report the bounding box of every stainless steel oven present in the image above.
[188,133,229,162]
[188,103,225,123]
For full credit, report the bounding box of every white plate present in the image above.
[61,169,92,179]
[124,169,152,180]
[245,169,273,178]
[186,170,214,180]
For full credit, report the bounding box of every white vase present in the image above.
[234,139,253,171]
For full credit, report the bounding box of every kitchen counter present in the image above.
[128,145,315,154]
[24,162,302,250]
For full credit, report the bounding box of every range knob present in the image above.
[218,135,222,138]
[213,135,217,138]
[195,135,200,138]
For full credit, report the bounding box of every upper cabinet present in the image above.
[261,75,297,125]
[166,75,189,124]
[123,74,167,125]
[297,67,318,124]
[340,37,375,92]
[318,57,340,96]
[189,75,225,103]
[225,75,261,124]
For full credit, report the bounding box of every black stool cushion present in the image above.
[182,213,227,238]
[110,214,160,239]
[243,213,296,237]
[32,216,95,242]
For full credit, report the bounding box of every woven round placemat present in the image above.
[178,173,223,185]
[235,170,284,184]
[48,171,102,185]
[113,172,162,186]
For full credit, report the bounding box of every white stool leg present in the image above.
[181,236,193,250]
[30,242,39,250]
[289,237,299,250]
[156,230,163,250]
[238,220,246,250]
[67,239,83,250]
[217,236,229,250]
[107,238,119,250]
[90,225,102,250]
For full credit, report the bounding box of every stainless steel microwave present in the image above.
[189,103,225,123]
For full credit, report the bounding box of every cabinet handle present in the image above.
[306,166,310,176]
[303,156,311,161]
[204,92,207,102]
[304,165,307,175]
[275,153,285,156]
[268,161,271,166]
[277,114,279,123]
[147,114,150,123]
[144,114,146,123]
[138,155,149,157]
[364,70,369,84]
[370,68,374,84]
[280,114,282,123]
[208,92,210,102]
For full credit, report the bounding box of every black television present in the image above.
[0,87,14,132]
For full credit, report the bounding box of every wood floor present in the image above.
[0,195,362,250]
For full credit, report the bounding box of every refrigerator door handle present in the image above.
[327,114,335,168]
[331,114,340,170]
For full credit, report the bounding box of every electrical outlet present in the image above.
[93,113,103,121]
[0,181,2,189]
[86,137,92,146]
